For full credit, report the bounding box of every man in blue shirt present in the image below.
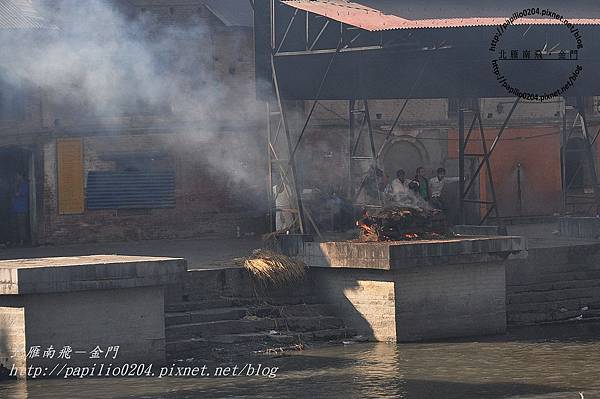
[10,172,29,245]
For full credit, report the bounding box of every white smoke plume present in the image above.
[0,0,267,205]
[1,0,239,119]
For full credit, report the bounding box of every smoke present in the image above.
[389,189,432,210]
[0,0,267,207]
[1,0,231,118]
[386,179,432,210]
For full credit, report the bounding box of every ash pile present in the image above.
[356,206,451,242]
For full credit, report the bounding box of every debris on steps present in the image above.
[165,300,355,361]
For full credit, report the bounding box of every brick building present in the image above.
[1,0,599,245]
[0,0,267,245]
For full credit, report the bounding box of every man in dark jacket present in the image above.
[410,166,429,201]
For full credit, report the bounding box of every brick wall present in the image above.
[165,267,315,305]
[40,131,268,244]
[448,125,562,217]
[29,1,269,244]
[394,263,506,341]
[506,244,600,325]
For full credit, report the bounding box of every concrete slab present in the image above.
[292,236,527,270]
[0,255,187,294]
[0,255,187,378]
[0,237,261,270]
[504,222,600,248]
[276,236,526,343]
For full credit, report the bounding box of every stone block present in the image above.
[0,255,186,379]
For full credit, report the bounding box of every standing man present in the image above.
[411,167,429,201]
[273,182,293,231]
[10,172,29,245]
[429,167,460,210]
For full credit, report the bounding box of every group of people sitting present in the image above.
[384,166,459,210]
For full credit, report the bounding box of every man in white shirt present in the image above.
[391,169,410,203]
[429,167,460,210]
[392,169,408,202]
[273,183,293,231]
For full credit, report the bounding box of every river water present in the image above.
[1,324,600,399]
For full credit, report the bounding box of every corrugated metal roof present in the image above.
[0,0,54,29]
[281,0,600,31]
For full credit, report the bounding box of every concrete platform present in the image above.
[275,236,527,343]
[295,236,527,270]
[0,237,261,270]
[0,255,186,378]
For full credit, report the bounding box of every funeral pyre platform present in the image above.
[268,233,527,342]
[356,205,450,242]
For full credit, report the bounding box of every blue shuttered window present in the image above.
[86,171,175,210]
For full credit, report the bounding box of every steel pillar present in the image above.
[561,97,600,215]
[458,97,519,225]
[349,99,383,206]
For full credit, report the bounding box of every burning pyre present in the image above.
[356,206,451,242]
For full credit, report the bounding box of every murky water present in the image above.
[1,325,600,399]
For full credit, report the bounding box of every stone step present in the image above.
[208,328,354,345]
[165,299,257,313]
[177,288,317,304]
[252,303,336,318]
[507,288,600,305]
[508,278,600,294]
[166,328,354,358]
[508,309,590,325]
[508,272,600,289]
[507,298,599,314]
[165,296,322,313]
[166,304,336,326]
[166,307,248,326]
[165,316,344,341]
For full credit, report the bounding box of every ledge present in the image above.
[0,255,187,295]
[294,236,527,270]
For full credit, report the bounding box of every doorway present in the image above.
[0,147,32,245]
[382,139,426,181]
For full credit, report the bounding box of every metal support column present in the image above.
[458,107,465,224]
[270,60,306,233]
[560,101,568,213]
[349,99,383,206]
[561,97,600,214]
[576,96,600,215]
[266,102,274,231]
[459,97,519,225]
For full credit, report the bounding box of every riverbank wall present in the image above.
[506,243,600,325]
[163,238,600,353]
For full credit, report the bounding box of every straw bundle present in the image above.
[238,249,306,288]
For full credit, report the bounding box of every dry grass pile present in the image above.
[236,249,306,288]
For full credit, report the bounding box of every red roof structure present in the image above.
[282,0,600,31]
